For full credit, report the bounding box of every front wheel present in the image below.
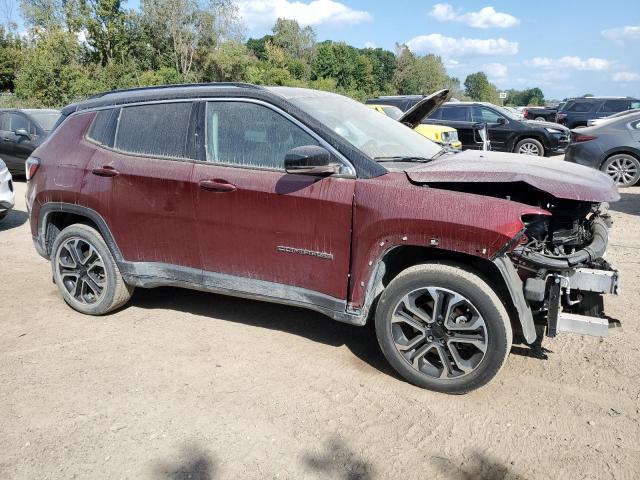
[515,138,544,156]
[375,263,512,394]
[51,224,133,315]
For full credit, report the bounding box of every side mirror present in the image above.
[496,117,507,125]
[15,128,31,140]
[284,145,336,176]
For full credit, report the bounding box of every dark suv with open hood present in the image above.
[26,83,620,394]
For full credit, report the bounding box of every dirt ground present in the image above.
[1,179,639,480]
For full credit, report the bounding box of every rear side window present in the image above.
[439,106,469,121]
[600,100,629,113]
[566,101,593,112]
[115,102,192,159]
[472,107,502,123]
[205,101,318,170]
[87,108,119,147]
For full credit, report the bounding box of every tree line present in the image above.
[0,0,545,108]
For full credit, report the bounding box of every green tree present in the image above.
[0,27,23,91]
[464,71,499,103]
[78,0,129,66]
[393,44,448,95]
[271,18,315,64]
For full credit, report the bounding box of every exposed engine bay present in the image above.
[512,200,619,337]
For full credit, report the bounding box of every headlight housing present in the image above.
[545,127,563,134]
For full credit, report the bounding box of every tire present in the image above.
[375,263,512,394]
[534,116,545,121]
[51,224,133,315]
[515,138,544,156]
[601,154,640,187]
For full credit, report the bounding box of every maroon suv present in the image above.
[26,83,620,393]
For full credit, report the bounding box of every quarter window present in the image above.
[115,102,193,159]
[87,108,119,147]
[205,101,318,169]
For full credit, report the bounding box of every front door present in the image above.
[192,100,355,302]
[471,106,510,151]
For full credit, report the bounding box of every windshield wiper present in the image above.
[374,156,432,163]
[430,149,449,160]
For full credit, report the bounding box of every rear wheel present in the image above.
[534,116,545,121]
[602,154,640,187]
[51,224,133,315]
[515,138,544,156]
[375,263,512,394]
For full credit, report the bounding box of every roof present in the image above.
[76,82,266,111]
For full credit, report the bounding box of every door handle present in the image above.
[92,166,119,177]
[199,179,237,192]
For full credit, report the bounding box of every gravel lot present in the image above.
[1,179,639,480]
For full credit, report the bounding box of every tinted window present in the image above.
[600,100,629,113]
[206,101,318,169]
[566,101,594,112]
[439,106,469,121]
[87,108,119,147]
[115,102,192,159]
[6,113,37,135]
[472,107,502,123]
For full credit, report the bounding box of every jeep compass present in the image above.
[26,83,620,393]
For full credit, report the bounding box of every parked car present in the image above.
[504,107,524,119]
[565,111,640,187]
[367,93,462,150]
[26,83,620,393]
[0,108,61,175]
[425,101,570,156]
[0,158,15,220]
[523,104,562,122]
[556,97,640,129]
[587,108,640,127]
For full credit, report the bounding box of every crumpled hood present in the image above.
[404,150,620,202]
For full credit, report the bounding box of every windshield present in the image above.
[494,105,521,120]
[381,105,403,120]
[29,112,61,131]
[277,89,443,161]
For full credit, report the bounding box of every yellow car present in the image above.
[367,103,462,150]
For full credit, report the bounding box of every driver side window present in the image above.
[471,107,502,123]
[205,101,319,170]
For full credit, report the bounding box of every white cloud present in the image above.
[480,62,508,78]
[430,3,519,29]
[612,71,640,82]
[406,33,518,56]
[363,41,376,49]
[528,56,611,71]
[602,25,640,43]
[237,0,372,29]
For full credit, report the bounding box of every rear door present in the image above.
[429,106,476,148]
[191,99,355,302]
[598,99,632,120]
[81,102,201,270]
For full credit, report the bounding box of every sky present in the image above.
[5,0,640,100]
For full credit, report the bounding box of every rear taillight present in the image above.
[523,108,529,118]
[571,133,598,143]
[557,113,567,120]
[25,156,40,180]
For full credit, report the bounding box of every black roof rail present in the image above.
[87,82,262,100]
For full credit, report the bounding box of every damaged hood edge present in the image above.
[404,150,620,203]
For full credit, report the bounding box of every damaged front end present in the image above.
[511,202,619,339]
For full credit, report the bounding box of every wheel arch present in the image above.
[359,244,535,343]
[38,203,123,262]
[599,148,640,170]
[510,133,548,153]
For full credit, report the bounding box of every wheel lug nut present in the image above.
[427,335,434,341]
[440,340,446,345]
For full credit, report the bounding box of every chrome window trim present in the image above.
[80,97,357,177]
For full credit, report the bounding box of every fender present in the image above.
[599,146,640,169]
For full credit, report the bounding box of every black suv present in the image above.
[0,108,60,175]
[557,97,640,129]
[366,96,569,156]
